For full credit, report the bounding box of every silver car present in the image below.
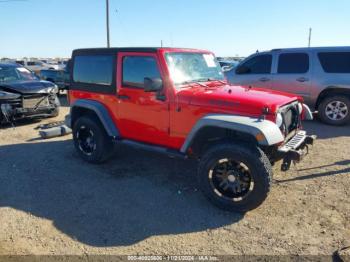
[225,47,350,125]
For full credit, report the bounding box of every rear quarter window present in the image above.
[318,52,350,73]
[73,55,114,85]
[277,53,309,74]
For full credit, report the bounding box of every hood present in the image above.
[177,84,301,115]
[0,80,56,94]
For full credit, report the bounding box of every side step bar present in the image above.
[116,139,187,159]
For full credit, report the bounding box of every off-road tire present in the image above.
[73,116,114,164]
[318,95,350,126]
[198,142,272,212]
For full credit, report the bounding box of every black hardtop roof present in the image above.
[72,47,161,56]
[71,47,208,56]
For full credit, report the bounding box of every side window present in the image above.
[236,54,272,74]
[278,53,309,74]
[122,56,161,88]
[318,52,350,73]
[73,55,113,85]
[27,62,35,66]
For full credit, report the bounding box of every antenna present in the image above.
[308,28,312,47]
[106,0,110,48]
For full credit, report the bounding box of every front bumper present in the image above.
[277,130,317,171]
[0,94,59,122]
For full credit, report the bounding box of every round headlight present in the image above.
[276,112,283,127]
[298,103,303,115]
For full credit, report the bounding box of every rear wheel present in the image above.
[73,116,114,163]
[318,95,350,125]
[198,142,272,212]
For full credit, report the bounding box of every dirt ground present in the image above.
[0,96,349,257]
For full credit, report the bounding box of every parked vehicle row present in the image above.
[15,60,54,72]
[225,47,350,125]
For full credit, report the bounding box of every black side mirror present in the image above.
[144,77,163,92]
[222,65,233,72]
[236,66,250,75]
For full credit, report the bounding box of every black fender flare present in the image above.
[180,114,285,153]
[68,99,119,137]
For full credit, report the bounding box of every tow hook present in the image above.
[280,135,317,171]
[281,148,307,171]
[281,145,313,172]
[305,135,317,145]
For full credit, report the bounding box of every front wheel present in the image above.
[318,95,350,125]
[198,142,272,212]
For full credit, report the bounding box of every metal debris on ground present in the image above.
[37,121,71,139]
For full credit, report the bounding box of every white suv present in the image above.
[15,60,54,72]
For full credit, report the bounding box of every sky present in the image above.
[0,0,349,58]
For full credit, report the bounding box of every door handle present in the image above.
[117,94,130,100]
[259,77,270,82]
[296,77,309,82]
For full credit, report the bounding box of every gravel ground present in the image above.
[0,96,349,257]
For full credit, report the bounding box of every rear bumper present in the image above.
[277,130,317,171]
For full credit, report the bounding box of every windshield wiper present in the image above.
[181,80,208,87]
[205,78,227,84]
[180,78,226,88]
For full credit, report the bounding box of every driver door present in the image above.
[116,52,170,146]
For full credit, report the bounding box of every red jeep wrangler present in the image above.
[66,47,316,212]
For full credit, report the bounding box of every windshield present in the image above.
[0,66,37,83]
[165,52,225,86]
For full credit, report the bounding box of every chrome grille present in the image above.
[23,96,49,109]
[283,106,298,132]
[279,102,300,136]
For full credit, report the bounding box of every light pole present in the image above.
[106,0,110,48]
